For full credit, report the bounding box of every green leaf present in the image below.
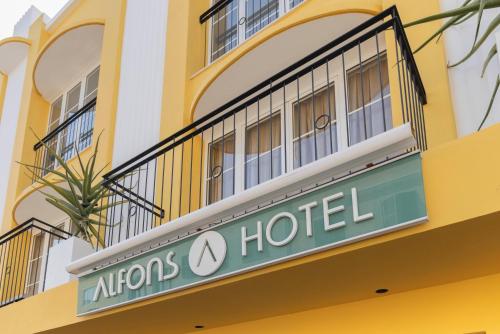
[404,0,500,27]
[413,13,469,53]
[449,13,500,67]
[453,11,476,25]
[478,75,500,130]
[472,0,487,47]
[481,44,498,77]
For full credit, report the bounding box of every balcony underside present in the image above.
[13,182,69,225]
[34,23,103,101]
[194,13,372,119]
[0,37,30,75]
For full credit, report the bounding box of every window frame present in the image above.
[207,0,305,63]
[201,40,390,206]
[25,219,71,297]
[45,65,100,169]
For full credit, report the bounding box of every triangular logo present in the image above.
[196,239,217,267]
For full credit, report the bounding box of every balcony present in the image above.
[201,0,305,62]
[0,219,72,308]
[85,7,426,254]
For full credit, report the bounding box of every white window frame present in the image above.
[202,39,390,206]
[207,0,305,63]
[45,64,100,169]
[24,218,71,296]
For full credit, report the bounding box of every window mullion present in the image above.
[73,76,87,153]
[54,94,68,167]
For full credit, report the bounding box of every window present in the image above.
[209,0,301,62]
[206,132,235,204]
[347,53,392,145]
[25,233,45,297]
[47,97,62,132]
[245,0,280,39]
[44,66,100,168]
[201,46,393,208]
[210,1,239,61]
[293,85,337,169]
[48,222,68,248]
[59,83,81,161]
[245,112,282,188]
[84,67,99,104]
[288,0,303,9]
[80,67,99,149]
[43,97,63,171]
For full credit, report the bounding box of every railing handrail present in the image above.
[105,6,424,182]
[33,97,97,151]
[391,6,427,104]
[0,218,72,244]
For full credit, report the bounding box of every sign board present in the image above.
[77,154,426,315]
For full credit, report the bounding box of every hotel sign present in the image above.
[77,154,426,315]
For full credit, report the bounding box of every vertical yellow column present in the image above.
[0,73,7,123]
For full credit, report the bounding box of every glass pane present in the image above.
[49,223,66,247]
[27,234,45,293]
[288,0,303,9]
[48,97,62,132]
[42,137,58,174]
[78,105,95,151]
[245,0,279,39]
[245,112,281,188]
[293,85,337,169]
[207,132,235,204]
[65,83,81,116]
[84,67,100,105]
[211,1,239,61]
[60,83,82,161]
[347,53,392,145]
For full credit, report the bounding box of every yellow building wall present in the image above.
[2,0,127,230]
[0,116,499,333]
[157,0,459,224]
[0,0,494,333]
[0,73,7,122]
[166,0,457,151]
[195,272,500,334]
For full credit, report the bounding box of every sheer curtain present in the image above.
[293,85,337,169]
[347,53,392,145]
[245,113,282,188]
[207,133,235,204]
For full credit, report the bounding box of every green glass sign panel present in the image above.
[77,154,426,315]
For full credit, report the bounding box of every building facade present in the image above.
[0,0,499,333]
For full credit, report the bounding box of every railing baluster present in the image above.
[326,58,334,154]
[311,66,318,162]
[269,81,273,180]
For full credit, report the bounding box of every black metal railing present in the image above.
[0,218,71,308]
[201,0,305,62]
[32,98,96,181]
[95,6,426,250]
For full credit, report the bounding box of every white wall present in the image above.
[441,0,500,137]
[112,0,169,166]
[0,58,27,229]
